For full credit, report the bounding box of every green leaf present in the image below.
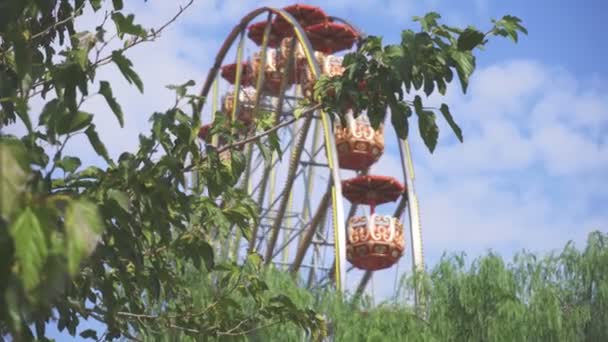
[413,12,441,32]
[39,99,66,143]
[384,44,403,59]
[80,329,98,340]
[57,156,82,174]
[15,101,32,133]
[111,51,144,93]
[99,81,124,127]
[492,15,528,43]
[57,111,93,135]
[423,73,435,96]
[200,241,214,271]
[9,208,48,292]
[436,77,447,95]
[89,0,102,11]
[293,106,305,119]
[112,0,124,11]
[255,140,271,161]
[39,99,61,126]
[449,50,475,93]
[64,200,104,275]
[268,131,282,159]
[440,103,463,142]
[13,33,32,80]
[74,166,104,179]
[390,101,411,139]
[111,12,147,38]
[457,27,486,51]
[414,96,439,153]
[107,189,129,212]
[0,142,28,219]
[166,80,195,99]
[69,48,89,72]
[85,124,113,165]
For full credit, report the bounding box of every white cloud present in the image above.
[402,59,607,261]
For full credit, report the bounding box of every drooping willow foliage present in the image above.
[147,231,607,341]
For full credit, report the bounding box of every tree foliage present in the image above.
[314,12,527,152]
[235,232,607,341]
[0,0,533,340]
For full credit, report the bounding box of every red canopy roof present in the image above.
[305,22,358,54]
[247,21,284,47]
[342,175,405,206]
[273,4,328,36]
[220,62,254,86]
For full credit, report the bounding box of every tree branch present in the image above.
[184,103,321,172]
[27,0,195,100]
[94,0,195,68]
[217,319,281,336]
[31,3,86,41]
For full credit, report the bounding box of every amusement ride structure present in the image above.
[195,4,424,306]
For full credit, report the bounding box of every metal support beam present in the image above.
[290,184,332,273]
[300,160,330,168]
[264,114,314,263]
[400,139,425,317]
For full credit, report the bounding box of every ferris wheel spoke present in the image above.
[248,124,297,190]
[258,141,330,262]
[289,182,331,272]
[257,166,306,220]
[248,132,297,195]
[263,112,314,263]
[257,214,304,254]
[305,244,321,288]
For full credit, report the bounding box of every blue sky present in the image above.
[5,0,607,339]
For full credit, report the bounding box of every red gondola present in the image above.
[334,113,384,170]
[346,215,405,271]
[305,22,359,54]
[220,62,254,87]
[322,54,344,77]
[247,21,284,47]
[222,89,258,125]
[251,48,298,94]
[279,37,306,60]
[342,175,406,271]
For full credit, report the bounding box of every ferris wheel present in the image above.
[195,4,425,306]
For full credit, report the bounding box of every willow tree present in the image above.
[1,0,528,340]
[247,231,607,341]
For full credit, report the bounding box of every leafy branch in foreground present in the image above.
[314,13,527,152]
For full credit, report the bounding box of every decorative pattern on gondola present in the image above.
[322,55,344,77]
[346,215,405,271]
[221,89,258,125]
[334,113,384,171]
[251,47,297,96]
